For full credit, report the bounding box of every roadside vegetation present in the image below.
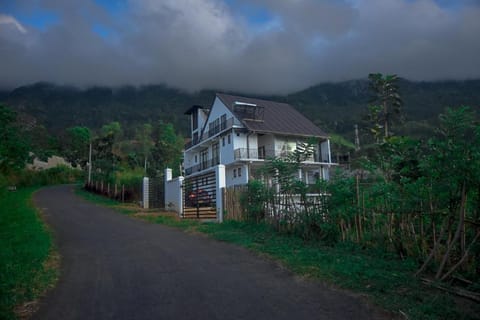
[77,187,479,320]
[0,188,59,320]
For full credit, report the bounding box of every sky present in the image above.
[1,0,480,94]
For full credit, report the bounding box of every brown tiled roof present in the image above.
[216,93,328,138]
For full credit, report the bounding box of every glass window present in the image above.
[233,169,237,178]
[228,134,231,144]
[238,167,242,177]
[222,137,225,146]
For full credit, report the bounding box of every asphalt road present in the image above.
[33,185,389,320]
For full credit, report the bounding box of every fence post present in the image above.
[122,185,125,202]
[143,177,149,209]
[164,168,172,211]
[215,165,226,223]
[178,177,184,218]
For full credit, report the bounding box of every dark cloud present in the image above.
[1,0,480,94]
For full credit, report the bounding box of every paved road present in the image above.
[33,185,388,320]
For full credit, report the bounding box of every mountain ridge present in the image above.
[1,79,480,138]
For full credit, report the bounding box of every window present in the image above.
[222,137,225,146]
[212,143,220,165]
[238,167,242,177]
[194,155,197,162]
[233,169,237,178]
[221,114,227,130]
[228,134,231,144]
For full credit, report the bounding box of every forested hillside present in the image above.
[1,79,480,139]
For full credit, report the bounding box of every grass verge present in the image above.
[77,188,479,320]
[0,188,59,320]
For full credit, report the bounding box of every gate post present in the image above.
[215,165,226,222]
[143,177,149,209]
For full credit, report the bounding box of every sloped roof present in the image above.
[216,93,328,138]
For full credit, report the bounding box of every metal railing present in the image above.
[185,117,234,150]
[184,157,220,175]
[234,148,328,162]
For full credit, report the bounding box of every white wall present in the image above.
[226,164,249,187]
[220,133,235,164]
[165,171,184,215]
[208,97,236,123]
[232,130,247,149]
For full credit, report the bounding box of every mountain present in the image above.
[1,79,480,139]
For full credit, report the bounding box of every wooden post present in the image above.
[114,184,118,199]
[122,185,125,203]
[107,183,110,197]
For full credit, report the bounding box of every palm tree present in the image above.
[368,73,403,139]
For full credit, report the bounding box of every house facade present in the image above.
[183,93,334,188]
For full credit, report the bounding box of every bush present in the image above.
[10,166,84,187]
[241,180,268,222]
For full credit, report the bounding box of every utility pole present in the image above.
[88,142,92,184]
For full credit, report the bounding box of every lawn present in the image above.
[0,188,59,320]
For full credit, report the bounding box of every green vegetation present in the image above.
[2,80,480,141]
[0,188,58,320]
[76,187,478,319]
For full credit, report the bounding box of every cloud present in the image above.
[0,0,480,93]
[0,14,27,34]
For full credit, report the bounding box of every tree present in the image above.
[367,73,403,139]
[63,126,91,168]
[416,106,480,280]
[149,122,183,176]
[0,105,30,174]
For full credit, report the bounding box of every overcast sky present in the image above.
[1,0,480,94]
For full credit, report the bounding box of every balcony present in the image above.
[185,117,234,150]
[185,157,220,175]
[234,148,329,163]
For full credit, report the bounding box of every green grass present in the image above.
[76,189,479,320]
[74,188,138,215]
[0,188,58,320]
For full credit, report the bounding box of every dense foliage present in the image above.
[239,77,480,296]
[1,79,480,141]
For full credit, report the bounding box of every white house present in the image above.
[183,93,334,188]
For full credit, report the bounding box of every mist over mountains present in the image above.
[1,79,480,140]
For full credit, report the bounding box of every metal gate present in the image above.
[183,171,217,219]
[148,177,165,209]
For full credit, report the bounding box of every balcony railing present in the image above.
[234,148,329,163]
[185,157,220,175]
[185,117,234,150]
